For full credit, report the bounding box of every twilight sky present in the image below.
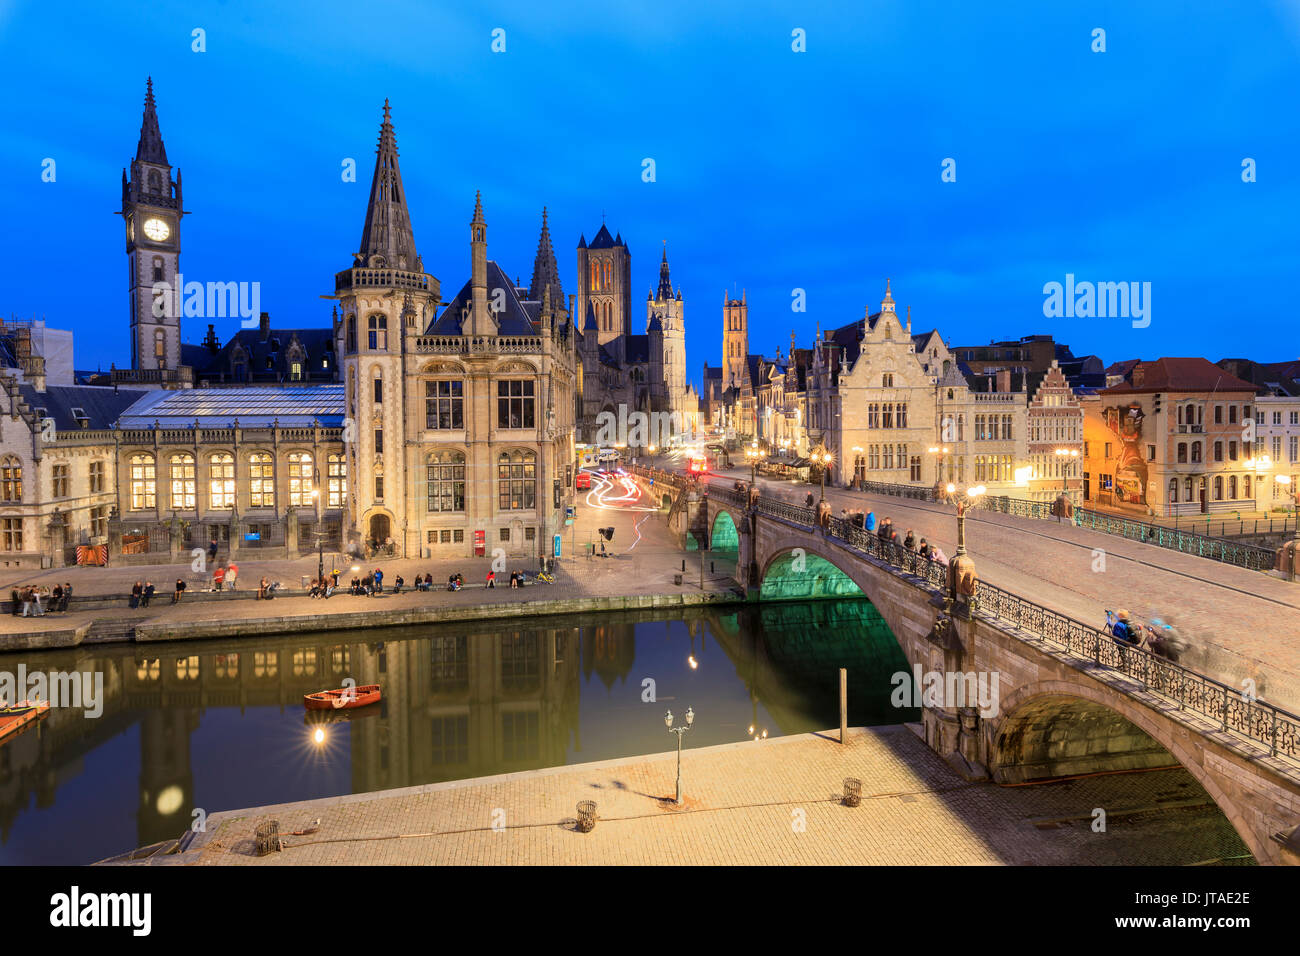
[3,0,1298,387]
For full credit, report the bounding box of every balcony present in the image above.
[413,335,546,355]
[1177,424,1204,434]
[334,268,430,293]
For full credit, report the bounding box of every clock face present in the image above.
[143,218,170,242]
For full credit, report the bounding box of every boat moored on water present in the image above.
[303,684,381,711]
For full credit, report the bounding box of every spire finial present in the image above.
[135,76,168,164]
[383,97,391,121]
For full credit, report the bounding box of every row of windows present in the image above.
[0,506,111,552]
[974,414,1014,441]
[1166,475,1256,502]
[973,454,1015,483]
[344,315,389,353]
[1028,421,1080,442]
[359,377,537,433]
[589,259,615,293]
[1259,410,1300,426]
[1,458,107,503]
[127,452,346,511]
[865,403,909,429]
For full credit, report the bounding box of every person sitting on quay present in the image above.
[130,581,143,609]
[257,576,270,600]
[142,581,156,608]
[60,582,72,612]
[350,577,360,595]
[423,573,434,590]
[309,578,322,599]
[213,565,225,592]
[393,574,404,595]
[447,573,461,592]
[486,569,496,589]
[172,578,186,604]
[51,583,63,612]
[226,561,239,590]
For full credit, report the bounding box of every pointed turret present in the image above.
[136,77,168,165]
[356,100,418,271]
[656,242,673,301]
[529,207,564,306]
[469,190,490,335]
[881,278,896,313]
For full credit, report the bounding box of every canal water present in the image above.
[0,598,916,864]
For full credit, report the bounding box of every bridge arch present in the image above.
[760,548,864,600]
[991,681,1263,862]
[710,509,739,554]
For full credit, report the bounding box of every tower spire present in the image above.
[356,99,418,271]
[656,240,673,301]
[528,206,564,306]
[136,76,168,165]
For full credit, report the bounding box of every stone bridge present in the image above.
[640,467,1300,865]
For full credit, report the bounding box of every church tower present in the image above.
[722,289,748,388]
[123,78,185,372]
[575,223,630,355]
[334,100,439,556]
[647,243,686,415]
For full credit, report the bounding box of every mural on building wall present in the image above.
[1101,403,1149,510]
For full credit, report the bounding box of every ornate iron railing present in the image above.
[856,477,1276,572]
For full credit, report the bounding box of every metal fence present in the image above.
[855,478,1277,573]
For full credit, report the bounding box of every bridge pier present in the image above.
[916,595,991,779]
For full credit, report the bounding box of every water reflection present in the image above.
[0,598,914,864]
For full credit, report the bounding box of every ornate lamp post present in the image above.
[928,445,951,496]
[810,446,834,502]
[665,707,695,805]
[1275,475,1300,581]
[941,481,985,609]
[745,442,766,486]
[1054,447,1079,497]
[310,469,325,585]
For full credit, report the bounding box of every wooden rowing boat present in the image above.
[303,684,381,710]
[0,700,51,743]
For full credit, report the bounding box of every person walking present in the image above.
[172,578,186,604]
[19,586,33,617]
[142,581,155,607]
[213,565,225,592]
[226,561,238,590]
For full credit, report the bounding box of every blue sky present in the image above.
[3,0,1298,387]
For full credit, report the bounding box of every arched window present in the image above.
[497,449,536,510]
[1191,441,1201,463]
[1177,442,1187,463]
[367,314,387,350]
[427,451,466,513]
[1244,474,1252,498]
[288,452,314,507]
[154,329,167,364]
[210,453,235,508]
[129,454,155,510]
[1168,477,1178,503]
[169,454,195,510]
[0,456,21,502]
[882,373,893,388]
[152,256,165,283]
[148,169,162,195]
[327,453,347,508]
[1228,475,1238,499]
[1184,477,1193,502]
[346,315,357,353]
[1213,475,1224,500]
[249,453,274,508]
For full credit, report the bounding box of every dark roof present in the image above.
[427,260,540,336]
[588,224,620,249]
[1104,358,1142,379]
[189,324,336,385]
[1215,358,1300,397]
[1104,358,1257,395]
[19,384,149,431]
[625,334,649,365]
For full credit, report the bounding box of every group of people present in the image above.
[485,569,529,589]
[1107,609,1185,662]
[128,578,194,606]
[836,509,949,565]
[210,561,239,591]
[11,583,72,616]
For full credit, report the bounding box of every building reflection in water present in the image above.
[0,599,912,861]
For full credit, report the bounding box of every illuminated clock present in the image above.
[143,218,170,242]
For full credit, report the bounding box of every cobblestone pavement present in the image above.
[0,477,737,635]
[181,726,1251,866]
[705,467,1300,713]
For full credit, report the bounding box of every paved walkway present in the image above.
[173,726,1251,866]
[704,466,1300,713]
[0,475,738,639]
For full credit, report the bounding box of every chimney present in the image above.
[1131,363,1146,388]
[997,369,1011,393]
[259,312,271,340]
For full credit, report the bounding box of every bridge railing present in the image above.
[852,478,1278,573]
[744,491,1300,765]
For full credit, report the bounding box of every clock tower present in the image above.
[123,77,186,372]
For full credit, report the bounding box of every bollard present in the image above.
[839,668,847,744]
[576,801,597,833]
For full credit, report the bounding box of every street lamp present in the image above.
[310,483,324,585]
[809,446,834,502]
[665,707,695,805]
[1275,475,1300,581]
[1054,447,1080,508]
[745,443,766,486]
[928,446,951,492]
[942,481,986,562]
